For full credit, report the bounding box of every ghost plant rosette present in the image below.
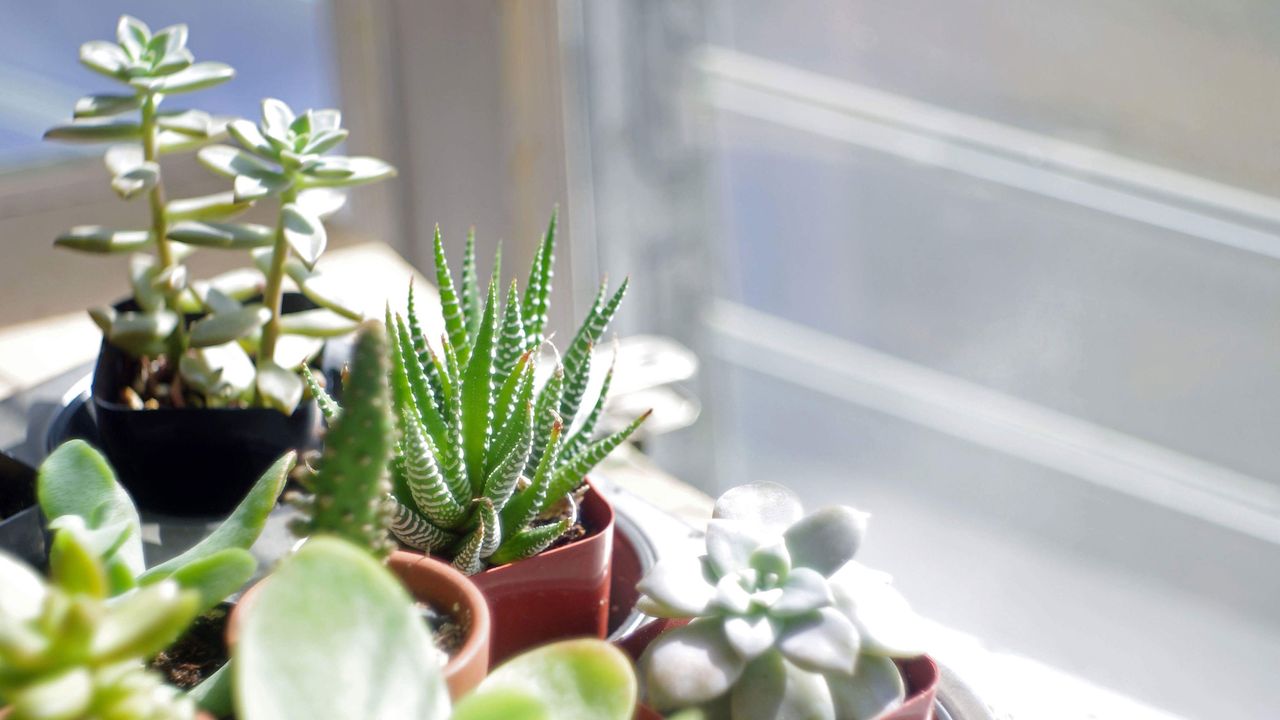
[636,483,929,720]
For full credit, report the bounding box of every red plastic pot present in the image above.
[621,620,940,720]
[387,551,491,698]
[467,479,615,664]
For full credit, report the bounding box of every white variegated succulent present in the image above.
[636,483,928,720]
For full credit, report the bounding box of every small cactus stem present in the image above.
[301,365,340,420]
[400,410,466,527]
[388,496,457,552]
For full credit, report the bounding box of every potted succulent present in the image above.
[282,320,492,696]
[43,16,391,516]
[633,483,939,720]
[0,524,210,720]
[306,218,650,662]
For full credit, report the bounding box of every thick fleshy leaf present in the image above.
[44,118,142,142]
[829,563,928,658]
[128,253,164,312]
[303,128,349,155]
[278,308,359,337]
[713,482,804,536]
[771,567,835,617]
[117,15,151,55]
[641,619,746,711]
[274,335,326,369]
[111,161,159,199]
[730,651,835,720]
[79,39,128,79]
[636,557,715,618]
[256,360,303,414]
[234,172,291,203]
[749,540,791,581]
[228,118,275,158]
[104,144,144,175]
[776,608,860,675]
[461,640,636,720]
[169,221,274,249]
[198,144,279,179]
[295,187,347,219]
[711,574,752,615]
[166,547,257,614]
[56,225,148,253]
[0,551,46,620]
[74,93,141,119]
[784,506,868,577]
[301,156,396,187]
[452,689,547,720]
[142,451,293,586]
[167,192,252,222]
[107,310,178,356]
[723,614,777,661]
[826,654,905,720]
[158,109,214,138]
[288,263,361,320]
[233,537,449,720]
[180,342,256,400]
[261,98,295,142]
[281,202,327,266]
[90,581,200,662]
[189,304,271,347]
[11,668,93,720]
[705,519,769,578]
[37,440,145,580]
[154,62,234,93]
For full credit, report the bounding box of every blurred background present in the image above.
[2,2,1278,717]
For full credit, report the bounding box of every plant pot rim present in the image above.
[387,550,492,697]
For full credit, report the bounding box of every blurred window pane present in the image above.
[0,0,335,169]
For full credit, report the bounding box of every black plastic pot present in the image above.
[91,293,337,517]
[0,450,45,569]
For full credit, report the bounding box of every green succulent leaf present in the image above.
[189,304,271,348]
[79,40,129,79]
[256,359,303,414]
[520,210,557,347]
[456,639,637,720]
[826,654,905,720]
[300,156,395,187]
[278,308,360,337]
[168,221,274,249]
[128,253,164,312]
[460,283,499,495]
[111,161,160,200]
[460,230,481,350]
[198,144,279,179]
[281,202,327,267]
[44,118,143,142]
[166,547,257,614]
[641,619,746,712]
[108,309,179,357]
[166,191,252,222]
[542,409,649,513]
[234,171,291,203]
[73,93,141,119]
[158,109,214,138]
[730,650,835,720]
[301,366,340,420]
[261,98,295,143]
[55,227,150,254]
[783,507,867,578]
[153,61,234,94]
[431,227,469,362]
[91,581,201,663]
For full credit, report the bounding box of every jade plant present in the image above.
[289,321,396,558]
[0,527,201,720]
[45,15,392,413]
[224,535,636,720]
[636,483,927,720]
[309,218,650,574]
[36,438,293,612]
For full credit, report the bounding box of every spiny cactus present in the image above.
[307,215,649,574]
[0,524,201,720]
[636,483,928,719]
[290,320,396,558]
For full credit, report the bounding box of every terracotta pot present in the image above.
[387,551,491,698]
[228,556,491,701]
[464,479,615,664]
[621,620,941,720]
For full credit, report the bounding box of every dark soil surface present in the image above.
[421,600,469,658]
[150,605,230,689]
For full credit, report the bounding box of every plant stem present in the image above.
[140,92,185,365]
[258,183,299,382]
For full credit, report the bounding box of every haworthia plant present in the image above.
[36,439,292,613]
[0,526,202,720]
[45,15,235,366]
[289,321,396,558]
[46,15,393,414]
[636,483,929,720]
[315,216,650,574]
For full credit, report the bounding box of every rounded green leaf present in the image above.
[261,98,295,142]
[166,547,257,614]
[198,144,279,179]
[256,360,304,414]
[158,109,214,138]
[706,519,769,577]
[730,650,835,720]
[826,654,906,720]
[776,608,859,675]
[465,639,636,720]
[74,93,141,119]
[112,161,160,200]
[452,688,548,720]
[169,221,274,249]
[771,567,834,618]
[108,310,180,356]
[636,556,715,618]
[234,172,290,202]
[90,581,200,662]
[167,192,253,222]
[784,506,868,577]
[79,40,129,79]
[281,203,327,267]
[38,440,145,579]
[278,308,359,338]
[154,61,234,94]
[723,614,777,662]
[641,618,746,711]
[301,156,396,187]
[234,537,449,720]
[56,226,150,254]
[713,482,804,535]
[189,305,271,347]
[12,668,93,720]
[117,15,151,57]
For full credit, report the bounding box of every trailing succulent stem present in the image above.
[290,321,396,559]
[379,213,649,574]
